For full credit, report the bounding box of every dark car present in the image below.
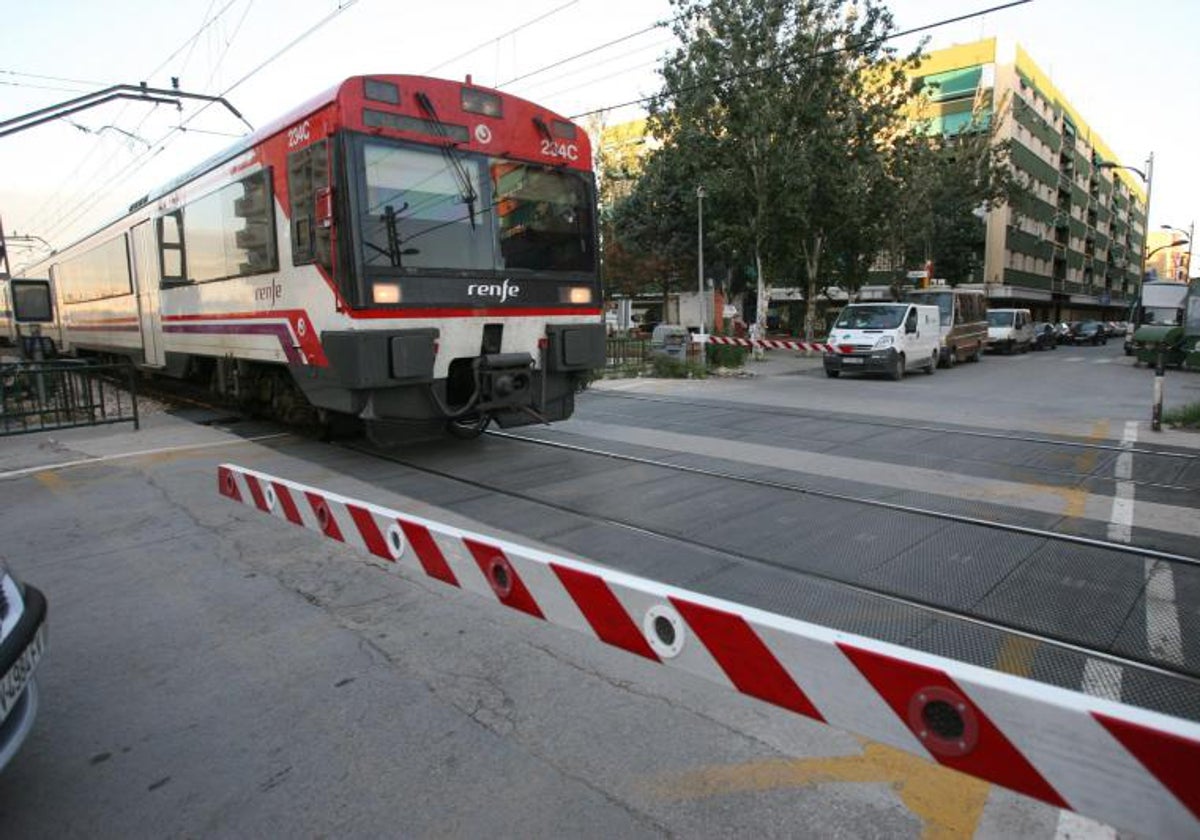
[1071,320,1108,345]
[1031,322,1058,351]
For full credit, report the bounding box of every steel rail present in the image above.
[346,438,1200,689]
[587,390,1200,462]
[487,429,1200,566]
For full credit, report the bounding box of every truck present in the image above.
[1125,280,1189,356]
[1129,279,1200,369]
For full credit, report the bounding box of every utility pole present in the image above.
[696,184,706,337]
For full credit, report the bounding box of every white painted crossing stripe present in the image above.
[1053,660,1124,838]
[1106,482,1134,543]
[1145,559,1185,666]
[1080,659,1123,701]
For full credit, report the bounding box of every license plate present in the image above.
[0,623,46,722]
[842,357,864,365]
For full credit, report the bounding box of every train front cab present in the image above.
[287,84,605,434]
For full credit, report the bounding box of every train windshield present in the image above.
[358,140,595,275]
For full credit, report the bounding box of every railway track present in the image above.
[342,429,1200,707]
[583,390,1200,494]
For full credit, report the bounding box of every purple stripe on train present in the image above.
[163,322,303,365]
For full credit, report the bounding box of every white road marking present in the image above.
[0,433,290,480]
[1145,559,1185,665]
[1054,660,1123,838]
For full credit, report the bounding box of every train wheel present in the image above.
[317,409,363,442]
[446,413,491,440]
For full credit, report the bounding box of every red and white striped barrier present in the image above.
[697,334,847,354]
[219,463,1200,836]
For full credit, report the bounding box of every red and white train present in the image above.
[18,74,605,435]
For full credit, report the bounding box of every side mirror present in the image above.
[314,187,334,229]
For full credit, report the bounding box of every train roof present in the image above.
[32,75,585,268]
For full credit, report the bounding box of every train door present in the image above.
[130,221,164,367]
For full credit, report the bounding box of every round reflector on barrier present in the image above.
[907,686,979,758]
[644,604,685,659]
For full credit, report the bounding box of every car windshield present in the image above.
[1143,306,1182,326]
[834,305,907,329]
[908,291,951,326]
[359,140,595,274]
[987,311,1014,327]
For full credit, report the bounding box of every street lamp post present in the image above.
[696,185,706,339]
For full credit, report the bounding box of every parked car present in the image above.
[1070,320,1108,345]
[1053,322,1073,345]
[1031,322,1058,351]
[986,308,1035,354]
[0,559,47,772]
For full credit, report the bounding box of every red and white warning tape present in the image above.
[698,334,846,354]
[219,463,1200,835]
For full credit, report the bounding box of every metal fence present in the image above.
[605,337,650,371]
[1,360,140,436]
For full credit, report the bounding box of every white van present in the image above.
[824,303,940,380]
[986,308,1035,354]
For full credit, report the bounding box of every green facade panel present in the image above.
[1003,268,1053,290]
[1006,227,1054,259]
[1010,139,1060,189]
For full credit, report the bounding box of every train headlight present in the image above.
[561,286,592,305]
[373,283,402,304]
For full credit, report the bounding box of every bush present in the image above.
[650,355,707,379]
[706,343,748,369]
[1163,401,1200,430]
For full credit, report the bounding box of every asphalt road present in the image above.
[0,342,1195,838]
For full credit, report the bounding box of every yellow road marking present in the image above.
[647,739,991,840]
[995,634,1038,677]
[34,470,69,494]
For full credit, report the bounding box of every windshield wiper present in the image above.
[415,91,478,229]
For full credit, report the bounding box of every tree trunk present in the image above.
[802,233,823,340]
[755,247,768,335]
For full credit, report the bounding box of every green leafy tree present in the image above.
[885,93,1019,285]
[646,0,921,338]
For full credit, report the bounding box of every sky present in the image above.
[2,0,1197,271]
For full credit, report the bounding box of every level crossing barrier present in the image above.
[219,463,1200,836]
[693,333,847,354]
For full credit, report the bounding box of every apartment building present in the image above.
[913,39,1147,320]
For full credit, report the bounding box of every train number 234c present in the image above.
[540,139,578,161]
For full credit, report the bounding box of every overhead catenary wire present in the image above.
[30,0,360,251]
[567,0,1033,120]
[339,0,1043,247]
[17,0,246,240]
[423,0,581,75]
[23,0,1030,256]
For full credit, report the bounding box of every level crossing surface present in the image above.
[1,359,1198,837]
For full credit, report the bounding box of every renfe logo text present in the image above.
[467,279,521,303]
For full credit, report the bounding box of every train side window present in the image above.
[158,211,187,285]
[288,139,331,271]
